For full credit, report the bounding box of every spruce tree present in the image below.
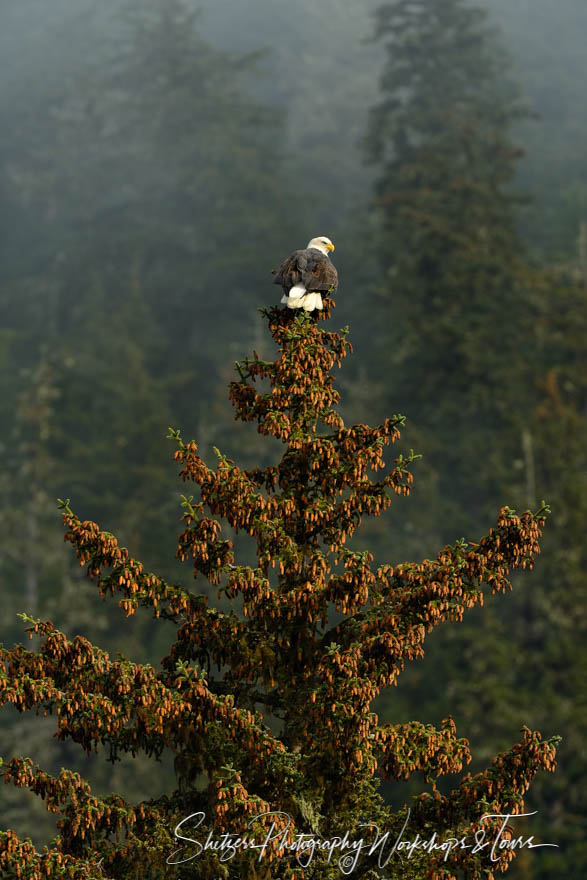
[365,0,535,538]
[0,301,557,879]
[366,6,583,876]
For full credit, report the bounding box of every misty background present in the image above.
[1,1,586,877]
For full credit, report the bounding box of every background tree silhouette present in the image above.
[365,6,587,873]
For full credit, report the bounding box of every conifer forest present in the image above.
[1,1,586,878]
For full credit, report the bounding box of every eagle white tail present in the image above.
[303,292,323,311]
[281,284,306,308]
[281,285,323,312]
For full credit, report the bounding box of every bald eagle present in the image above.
[273,236,338,312]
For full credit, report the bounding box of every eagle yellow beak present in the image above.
[326,242,335,252]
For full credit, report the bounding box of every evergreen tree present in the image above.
[0,0,292,628]
[422,264,587,879]
[365,3,586,876]
[0,301,557,878]
[365,0,534,539]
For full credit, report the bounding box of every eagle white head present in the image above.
[307,236,335,256]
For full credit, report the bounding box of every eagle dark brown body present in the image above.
[273,248,338,297]
[273,236,338,313]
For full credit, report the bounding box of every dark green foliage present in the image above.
[366,3,587,877]
[365,0,542,536]
[0,0,293,593]
[366,0,528,406]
